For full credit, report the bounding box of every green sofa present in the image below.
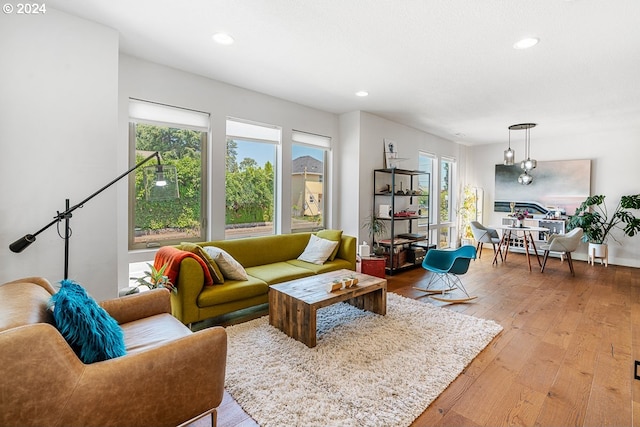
[168,232,356,325]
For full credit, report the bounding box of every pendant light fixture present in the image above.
[503,127,515,165]
[507,123,537,185]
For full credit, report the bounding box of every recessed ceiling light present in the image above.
[355,91,369,97]
[513,37,539,49]
[212,32,234,45]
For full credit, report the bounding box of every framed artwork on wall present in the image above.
[494,159,591,215]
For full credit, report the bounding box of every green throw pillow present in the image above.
[316,229,342,261]
[180,242,224,284]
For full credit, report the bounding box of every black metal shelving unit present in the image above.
[373,168,431,274]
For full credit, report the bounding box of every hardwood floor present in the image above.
[207,249,640,427]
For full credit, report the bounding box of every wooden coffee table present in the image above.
[268,269,387,347]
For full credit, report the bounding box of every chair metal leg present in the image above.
[413,273,456,294]
[427,273,478,303]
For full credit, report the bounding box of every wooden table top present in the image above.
[270,269,387,308]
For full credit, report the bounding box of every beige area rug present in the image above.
[224,293,503,427]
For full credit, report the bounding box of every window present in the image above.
[291,130,330,232]
[418,152,435,230]
[128,99,208,250]
[225,118,280,239]
[439,157,456,248]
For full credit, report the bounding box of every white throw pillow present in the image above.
[298,234,339,265]
[203,246,248,281]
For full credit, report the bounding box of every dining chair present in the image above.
[470,221,503,264]
[539,227,583,276]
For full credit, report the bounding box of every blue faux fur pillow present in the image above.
[49,280,126,364]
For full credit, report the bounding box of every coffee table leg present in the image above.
[270,290,317,348]
[347,288,387,315]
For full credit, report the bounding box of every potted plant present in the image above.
[567,194,640,257]
[361,212,388,256]
[127,262,176,295]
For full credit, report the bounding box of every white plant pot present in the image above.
[589,243,607,258]
[588,242,609,267]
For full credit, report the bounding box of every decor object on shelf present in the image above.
[383,138,408,168]
[567,194,640,267]
[414,245,478,303]
[9,151,178,280]
[540,227,584,276]
[127,262,176,295]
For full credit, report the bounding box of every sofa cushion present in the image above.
[120,313,192,355]
[287,258,353,274]
[316,229,343,260]
[297,234,339,265]
[49,280,126,364]
[197,276,269,307]
[245,262,315,285]
[203,246,248,281]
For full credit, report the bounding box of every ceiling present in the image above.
[47,0,640,146]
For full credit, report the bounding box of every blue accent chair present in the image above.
[414,245,477,302]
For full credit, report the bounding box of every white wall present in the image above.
[468,127,640,267]
[337,111,467,246]
[0,9,119,300]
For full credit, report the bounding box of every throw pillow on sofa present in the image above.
[203,246,248,281]
[316,229,342,260]
[180,242,225,284]
[49,280,126,364]
[298,234,339,265]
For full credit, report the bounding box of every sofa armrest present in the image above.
[60,326,227,427]
[3,276,57,295]
[0,323,87,426]
[336,235,357,270]
[170,256,208,324]
[100,288,171,325]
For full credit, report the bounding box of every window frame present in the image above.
[291,131,330,233]
[224,118,281,240]
[127,100,209,250]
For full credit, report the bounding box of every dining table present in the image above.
[489,225,549,271]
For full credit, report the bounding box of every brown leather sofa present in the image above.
[0,277,227,427]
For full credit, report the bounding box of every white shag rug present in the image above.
[224,292,503,427]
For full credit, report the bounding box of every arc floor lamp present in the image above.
[9,152,177,280]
